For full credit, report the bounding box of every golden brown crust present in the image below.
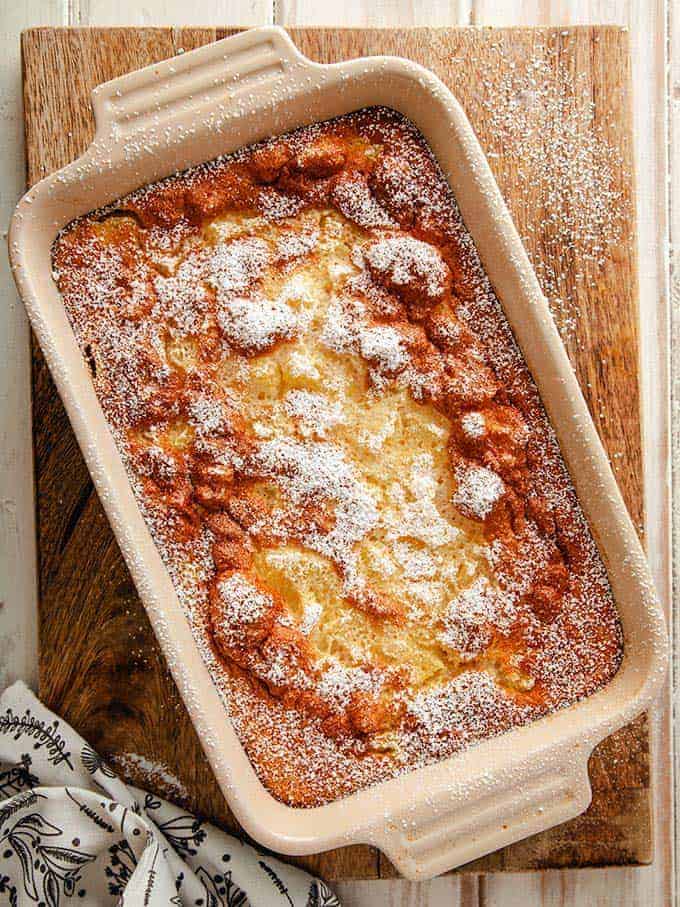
[52,107,622,807]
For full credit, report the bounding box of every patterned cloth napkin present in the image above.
[0,681,340,906]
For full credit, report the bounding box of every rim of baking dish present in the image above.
[9,27,668,879]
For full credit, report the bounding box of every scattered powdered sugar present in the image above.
[384,455,459,549]
[110,752,189,800]
[188,394,230,437]
[480,40,630,338]
[320,295,365,355]
[275,228,319,263]
[205,236,307,353]
[461,411,486,439]
[300,601,322,635]
[407,671,533,750]
[255,644,311,692]
[284,389,345,438]
[213,573,272,645]
[252,420,274,439]
[358,409,397,453]
[405,581,443,611]
[364,235,449,300]
[53,108,623,808]
[287,350,320,381]
[252,438,379,590]
[207,236,270,298]
[254,438,354,503]
[257,187,305,221]
[359,325,410,374]
[453,464,505,518]
[217,293,299,352]
[321,296,419,391]
[392,541,437,580]
[331,174,395,229]
[439,578,511,661]
[136,444,177,484]
[153,257,209,333]
[317,662,381,708]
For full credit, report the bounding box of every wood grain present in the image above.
[669,0,680,892]
[22,25,647,879]
[0,1,49,695]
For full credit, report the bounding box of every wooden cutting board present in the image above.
[22,26,651,879]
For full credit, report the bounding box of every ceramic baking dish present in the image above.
[9,26,668,880]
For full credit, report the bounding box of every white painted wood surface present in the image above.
[669,0,680,896]
[0,1,674,904]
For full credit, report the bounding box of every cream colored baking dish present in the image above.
[9,27,668,880]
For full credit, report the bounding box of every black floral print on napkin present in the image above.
[0,682,340,906]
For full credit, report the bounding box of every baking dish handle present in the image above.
[91,27,309,139]
[372,756,592,880]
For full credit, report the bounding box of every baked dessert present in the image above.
[52,107,623,806]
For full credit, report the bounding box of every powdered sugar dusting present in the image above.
[276,227,319,263]
[480,40,630,339]
[317,664,381,709]
[284,390,344,438]
[215,573,272,638]
[364,235,448,300]
[217,292,300,351]
[453,465,505,518]
[440,578,515,662]
[111,752,189,800]
[208,236,270,298]
[407,671,533,755]
[461,411,486,438]
[359,325,409,374]
[331,174,395,229]
[52,106,623,808]
[252,438,379,594]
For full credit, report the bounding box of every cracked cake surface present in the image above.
[52,106,623,806]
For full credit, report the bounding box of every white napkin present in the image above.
[0,681,340,906]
